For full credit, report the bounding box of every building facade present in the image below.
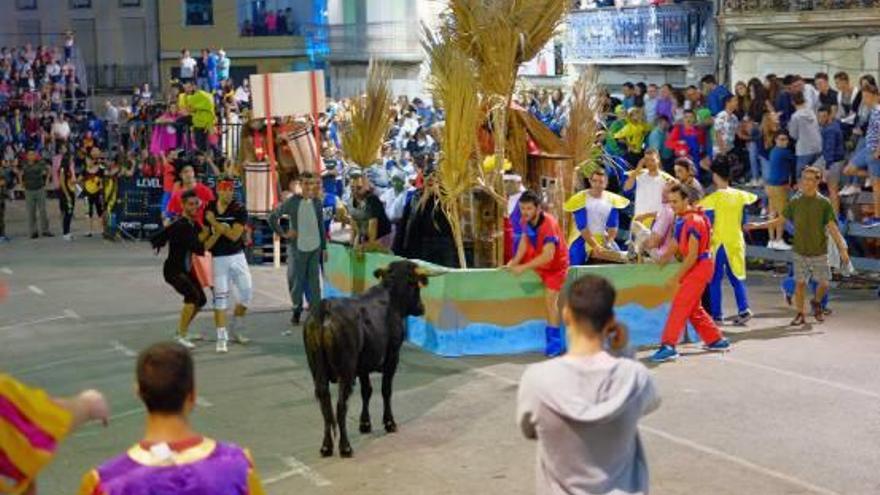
[564,1,716,89]
[719,0,880,85]
[157,0,320,90]
[315,0,443,98]
[0,0,159,91]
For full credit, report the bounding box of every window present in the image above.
[185,0,214,26]
[70,0,91,8]
[16,0,37,10]
[120,0,141,6]
[238,0,301,37]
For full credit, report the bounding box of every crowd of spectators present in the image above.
[0,40,255,243]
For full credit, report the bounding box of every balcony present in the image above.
[724,0,879,13]
[720,0,880,29]
[303,22,423,64]
[565,3,714,64]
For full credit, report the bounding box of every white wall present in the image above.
[330,63,425,99]
[730,35,880,83]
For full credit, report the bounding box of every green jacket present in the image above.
[268,195,326,252]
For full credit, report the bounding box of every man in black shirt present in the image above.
[815,72,838,117]
[204,177,252,353]
[150,189,222,349]
[351,174,392,251]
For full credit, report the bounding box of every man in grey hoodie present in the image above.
[788,91,823,179]
[517,275,660,495]
[269,172,326,325]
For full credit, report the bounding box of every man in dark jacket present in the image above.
[269,172,325,325]
[22,150,52,238]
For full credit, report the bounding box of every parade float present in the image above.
[311,0,678,356]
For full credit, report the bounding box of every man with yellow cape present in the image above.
[564,168,630,265]
[698,155,758,325]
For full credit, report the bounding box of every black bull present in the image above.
[303,260,437,457]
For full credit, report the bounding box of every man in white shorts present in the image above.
[205,177,253,353]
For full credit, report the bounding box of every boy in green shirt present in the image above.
[745,167,849,325]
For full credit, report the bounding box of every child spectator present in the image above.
[765,131,794,250]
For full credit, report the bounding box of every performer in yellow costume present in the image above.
[0,374,107,494]
[698,156,758,324]
[564,168,630,265]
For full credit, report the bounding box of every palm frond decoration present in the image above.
[564,67,605,177]
[423,26,481,268]
[341,60,394,168]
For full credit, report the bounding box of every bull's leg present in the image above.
[315,382,335,457]
[381,359,399,433]
[358,372,373,434]
[337,380,354,457]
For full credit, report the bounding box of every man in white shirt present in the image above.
[623,149,671,221]
[51,113,71,142]
[179,49,197,84]
[234,79,250,109]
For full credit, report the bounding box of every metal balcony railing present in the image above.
[303,22,422,61]
[565,3,714,61]
[724,0,880,12]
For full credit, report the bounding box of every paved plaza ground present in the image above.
[1,200,879,494]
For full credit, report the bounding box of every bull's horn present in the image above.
[415,267,446,277]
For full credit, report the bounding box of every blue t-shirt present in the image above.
[765,147,794,186]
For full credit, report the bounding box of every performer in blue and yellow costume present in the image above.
[698,156,758,324]
[564,168,630,265]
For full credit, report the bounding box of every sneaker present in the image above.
[650,345,679,363]
[63,234,73,241]
[704,338,731,352]
[190,332,207,342]
[231,331,251,345]
[216,339,228,353]
[731,310,753,326]
[840,184,860,196]
[291,309,302,326]
[281,329,294,336]
[41,232,54,237]
[861,217,880,228]
[86,232,93,238]
[175,336,196,349]
[775,240,792,251]
[30,233,38,239]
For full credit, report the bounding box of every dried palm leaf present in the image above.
[423,27,481,268]
[564,67,604,173]
[340,60,394,168]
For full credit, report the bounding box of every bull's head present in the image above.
[374,261,442,317]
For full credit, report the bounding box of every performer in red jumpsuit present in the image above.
[651,184,730,363]
[506,190,570,357]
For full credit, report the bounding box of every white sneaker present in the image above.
[216,339,228,353]
[175,336,196,349]
[840,184,860,196]
[767,239,779,250]
[776,241,792,251]
[63,234,73,241]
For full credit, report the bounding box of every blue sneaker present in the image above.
[862,217,880,228]
[650,345,679,363]
[544,326,566,358]
[704,338,731,352]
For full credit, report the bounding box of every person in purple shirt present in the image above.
[78,342,266,495]
[656,83,676,123]
[701,74,732,116]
